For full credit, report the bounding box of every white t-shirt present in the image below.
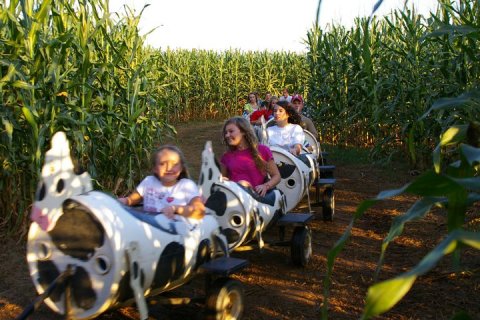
[136,176,200,213]
[279,95,292,102]
[267,124,305,150]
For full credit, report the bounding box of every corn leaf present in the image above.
[363,231,480,318]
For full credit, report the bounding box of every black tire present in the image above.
[291,226,312,267]
[322,188,335,222]
[205,277,244,320]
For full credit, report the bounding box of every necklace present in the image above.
[161,183,177,204]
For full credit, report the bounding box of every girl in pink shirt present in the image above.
[220,117,281,197]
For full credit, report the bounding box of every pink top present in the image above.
[221,144,273,188]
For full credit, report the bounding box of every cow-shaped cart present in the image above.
[22,132,247,320]
[198,141,313,267]
[260,117,336,221]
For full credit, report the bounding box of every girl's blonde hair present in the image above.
[151,145,190,180]
[222,117,266,173]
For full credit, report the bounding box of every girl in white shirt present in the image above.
[119,145,204,220]
[267,100,305,156]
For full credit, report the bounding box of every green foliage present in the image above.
[0,0,169,237]
[322,144,371,165]
[318,4,479,316]
[364,230,480,319]
[155,48,309,122]
[307,0,480,168]
[0,0,309,238]
[322,91,480,319]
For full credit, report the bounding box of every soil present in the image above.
[1,120,479,320]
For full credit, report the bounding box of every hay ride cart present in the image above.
[21,132,249,320]
[204,182,315,268]
[304,130,336,222]
[200,141,314,268]
[19,254,248,320]
[260,119,336,222]
[266,212,314,268]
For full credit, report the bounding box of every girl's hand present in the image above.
[163,205,177,219]
[290,145,301,155]
[118,192,142,207]
[255,183,270,197]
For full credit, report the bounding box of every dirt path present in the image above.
[1,120,479,320]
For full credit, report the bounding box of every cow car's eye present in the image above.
[36,182,46,201]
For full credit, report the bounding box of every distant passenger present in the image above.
[264,92,272,105]
[266,100,304,156]
[242,92,260,118]
[278,87,292,103]
[250,101,272,126]
[291,94,318,138]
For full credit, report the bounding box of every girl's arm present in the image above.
[266,159,281,188]
[290,143,303,155]
[255,159,281,197]
[290,125,305,155]
[118,191,143,206]
[164,196,205,220]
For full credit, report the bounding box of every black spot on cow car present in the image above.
[266,209,283,229]
[151,242,185,289]
[277,161,296,179]
[56,178,65,193]
[205,190,227,216]
[49,201,104,261]
[37,182,46,201]
[73,164,86,175]
[37,260,64,302]
[36,262,96,310]
[221,228,240,244]
[242,219,256,243]
[71,266,96,310]
[194,239,211,271]
[116,271,134,303]
[140,269,145,289]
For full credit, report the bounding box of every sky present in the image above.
[108,0,444,52]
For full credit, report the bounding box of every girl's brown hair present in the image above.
[268,95,278,111]
[222,117,267,173]
[151,145,190,180]
[247,92,258,104]
[276,100,301,124]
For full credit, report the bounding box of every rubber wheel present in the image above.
[291,226,312,267]
[322,188,335,222]
[205,277,244,320]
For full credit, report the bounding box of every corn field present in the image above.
[0,0,162,236]
[154,48,309,122]
[1,0,479,237]
[0,0,308,237]
[306,0,480,168]
[313,1,480,318]
[1,0,479,318]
